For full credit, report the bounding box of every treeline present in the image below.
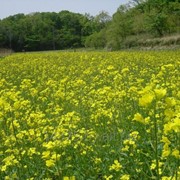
[0,11,106,51]
[86,0,180,50]
[0,0,179,51]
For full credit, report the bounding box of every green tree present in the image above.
[106,5,133,49]
[85,29,107,49]
[94,11,111,30]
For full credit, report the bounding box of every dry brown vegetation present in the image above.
[0,49,13,57]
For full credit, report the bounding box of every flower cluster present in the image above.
[0,51,179,179]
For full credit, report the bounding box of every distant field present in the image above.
[0,51,179,179]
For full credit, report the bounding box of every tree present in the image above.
[0,11,97,51]
[0,1,179,51]
[106,5,133,49]
[143,0,171,36]
[85,29,107,49]
[94,11,111,30]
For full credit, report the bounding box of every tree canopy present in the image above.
[0,11,104,51]
[0,0,179,51]
[85,0,179,50]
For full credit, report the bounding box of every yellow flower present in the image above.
[121,68,129,74]
[5,176,10,180]
[63,177,69,180]
[164,109,175,119]
[172,149,180,158]
[161,136,171,145]
[163,123,172,134]
[104,175,113,180]
[171,117,180,133]
[2,155,16,166]
[63,176,75,180]
[164,116,180,134]
[120,174,130,180]
[109,160,122,171]
[139,93,154,107]
[28,147,36,156]
[162,147,171,158]
[128,140,135,145]
[165,97,176,107]
[150,162,156,170]
[162,176,175,180]
[154,88,166,99]
[1,165,7,172]
[121,145,129,152]
[133,113,145,124]
[45,159,55,167]
[42,151,51,159]
[43,141,55,149]
[94,158,102,164]
[51,153,61,160]
[144,117,150,124]
[107,65,114,70]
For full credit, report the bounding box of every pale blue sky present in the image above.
[0,0,130,19]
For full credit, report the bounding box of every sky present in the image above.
[0,0,130,20]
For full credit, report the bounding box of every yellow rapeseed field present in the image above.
[0,51,179,179]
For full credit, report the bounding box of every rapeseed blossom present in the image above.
[63,176,75,180]
[0,51,179,179]
[139,93,154,107]
[154,88,167,99]
[165,97,176,107]
[104,175,113,180]
[120,174,130,180]
[45,159,55,167]
[109,160,122,171]
[133,113,144,124]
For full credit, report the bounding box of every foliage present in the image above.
[87,0,180,49]
[0,51,179,179]
[105,5,134,50]
[0,11,104,52]
[0,1,179,51]
[85,29,107,49]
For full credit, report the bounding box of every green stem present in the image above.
[153,113,160,179]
